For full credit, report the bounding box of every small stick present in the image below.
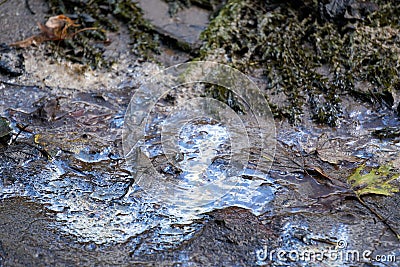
[25,0,35,14]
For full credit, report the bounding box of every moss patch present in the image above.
[47,0,160,68]
[200,0,400,125]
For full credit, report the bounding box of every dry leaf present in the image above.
[10,15,96,48]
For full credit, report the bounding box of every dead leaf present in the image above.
[10,15,98,48]
[348,164,400,197]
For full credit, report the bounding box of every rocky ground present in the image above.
[1,0,400,266]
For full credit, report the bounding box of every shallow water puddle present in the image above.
[0,62,280,250]
[2,59,400,258]
[0,145,277,248]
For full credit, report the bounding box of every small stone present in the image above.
[0,44,24,77]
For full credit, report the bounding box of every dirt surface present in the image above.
[1,0,400,266]
[0,0,48,45]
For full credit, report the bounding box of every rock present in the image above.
[136,0,211,50]
[319,0,379,22]
[0,44,24,77]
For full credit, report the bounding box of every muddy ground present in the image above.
[1,0,400,266]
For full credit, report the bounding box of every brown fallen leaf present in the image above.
[10,15,99,48]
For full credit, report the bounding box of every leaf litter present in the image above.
[9,15,102,48]
[348,164,400,197]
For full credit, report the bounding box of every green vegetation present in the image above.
[200,0,400,125]
[165,0,191,16]
[39,0,400,125]
[0,117,12,146]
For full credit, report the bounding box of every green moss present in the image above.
[200,0,400,126]
[0,117,12,146]
[47,0,160,68]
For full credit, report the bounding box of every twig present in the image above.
[277,138,400,240]
[357,196,400,240]
[69,27,104,39]
[15,141,52,160]
[25,0,35,14]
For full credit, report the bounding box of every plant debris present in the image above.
[10,15,101,48]
[348,164,400,197]
[47,0,160,65]
[0,116,12,147]
[7,0,163,68]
